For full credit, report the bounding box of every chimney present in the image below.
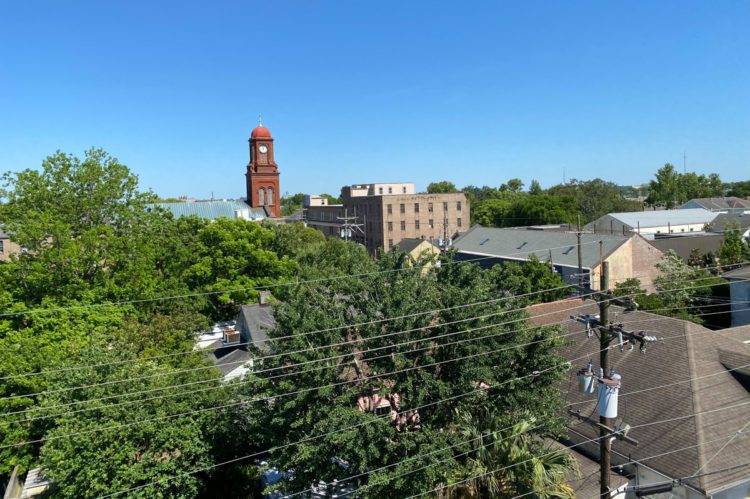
[259,290,271,305]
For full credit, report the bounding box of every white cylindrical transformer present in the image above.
[578,369,596,394]
[597,373,621,419]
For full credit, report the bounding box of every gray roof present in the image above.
[205,341,253,376]
[149,201,267,221]
[529,300,750,495]
[452,226,629,269]
[648,233,724,260]
[708,212,750,233]
[723,265,750,280]
[396,238,438,254]
[682,197,750,211]
[238,304,275,354]
[591,208,717,229]
[546,440,628,498]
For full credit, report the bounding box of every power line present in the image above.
[406,399,750,499]
[97,344,612,498]
[0,282,578,382]
[0,292,590,402]
[3,271,742,406]
[0,324,582,451]
[13,297,750,423]
[0,239,611,320]
[99,320,750,497]
[5,319,584,423]
[287,319,750,497]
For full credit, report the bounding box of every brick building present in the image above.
[245,120,281,218]
[304,183,469,255]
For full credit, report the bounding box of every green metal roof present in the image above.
[453,226,629,269]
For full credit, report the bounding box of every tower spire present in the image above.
[258,114,263,127]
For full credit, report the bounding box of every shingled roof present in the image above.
[528,300,750,496]
[452,226,628,269]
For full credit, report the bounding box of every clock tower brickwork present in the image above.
[246,122,281,218]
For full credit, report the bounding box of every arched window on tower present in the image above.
[267,187,274,205]
[258,188,265,206]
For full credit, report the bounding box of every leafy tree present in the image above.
[320,193,342,204]
[35,342,229,498]
[241,252,571,496]
[726,181,750,198]
[547,179,642,223]
[718,222,750,268]
[529,180,543,196]
[452,411,577,498]
[500,178,524,193]
[646,164,723,208]
[427,181,458,194]
[646,164,681,208]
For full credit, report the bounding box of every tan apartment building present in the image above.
[0,229,22,262]
[304,183,470,256]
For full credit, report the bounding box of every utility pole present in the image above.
[443,211,449,248]
[570,263,655,499]
[577,215,584,293]
[337,208,364,242]
[599,261,611,499]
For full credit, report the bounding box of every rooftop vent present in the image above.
[562,246,575,255]
[517,241,528,250]
[479,238,490,246]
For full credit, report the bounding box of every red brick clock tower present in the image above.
[246,119,281,217]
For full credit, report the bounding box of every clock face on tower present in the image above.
[259,144,268,154]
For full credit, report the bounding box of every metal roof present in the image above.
[596,208,717,228]
[148,201,267,221]
[452,226,628,269]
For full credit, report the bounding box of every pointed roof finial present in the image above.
[258,114,263,127]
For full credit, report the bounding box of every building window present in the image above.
[457,201,462,211]
[429,219,434,229]
[258,188,266,205]
[428,203,433,213]
[387,204,392,214]
[443,201,448,211]
[400,203,405,214]
[379,187,383,195]
[268,187,274,205]
[401,221,406,230]
[388,239,394,248]
[388,187,393,194]
[388,221,393,231]
[457,218,462,227]
[415,220,420,230]
[0,240,3,252]
[402,186,407,193]
[414,203,420,213]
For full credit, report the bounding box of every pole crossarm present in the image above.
[567,409,639,446]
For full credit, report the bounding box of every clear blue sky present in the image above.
[1,1,748,199]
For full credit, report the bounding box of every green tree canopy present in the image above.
[427,181,458,194]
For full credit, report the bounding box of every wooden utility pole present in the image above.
[337,208,364,242]
[599,261,611,499]
[577,215,584,293]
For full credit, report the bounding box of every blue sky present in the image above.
[1,1,748,198]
